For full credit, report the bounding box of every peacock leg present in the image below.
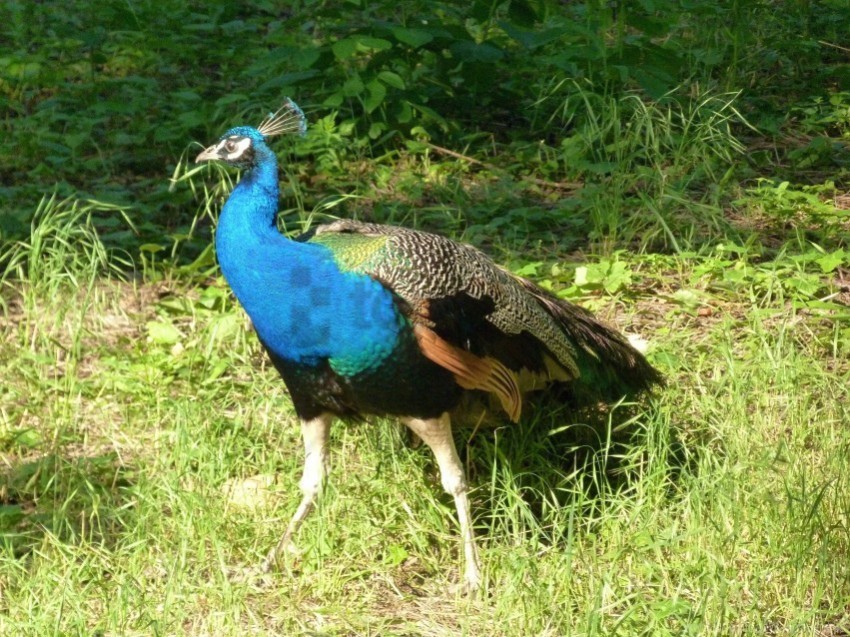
[262,412,332,572]
[402,413,482,592]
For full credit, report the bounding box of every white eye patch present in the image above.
[220,136,253,161]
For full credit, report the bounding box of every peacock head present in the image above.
[195,98,306,170]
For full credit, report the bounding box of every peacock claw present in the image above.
[448,575,482,596]
[227,539,304,586]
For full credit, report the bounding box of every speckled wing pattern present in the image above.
[309,219,582,376]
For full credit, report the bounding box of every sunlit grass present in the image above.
[538,82,753,251]
[2,194,849,636]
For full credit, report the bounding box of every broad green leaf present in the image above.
[364,79,386,113]
[323,92,344,107]
[332,38,358,60]
[294,48,320,69]
[816,250,845,273]
[207,314,242,342]
[342,75,365,97]
[603,261,632,294]
[368,122,387,139]
[377,70,405,89]
[355,37,392,52]
[332,35,392,59]
[574,266,590,287]
[147,320,182,345]
[199,284,228,309]
[390,26,433,48]
[202,359,229,384]
[514,261,543,276]
[385,544,409,566]
[395,100,413,123]
[4,428,41,450]
[672,289,701,308]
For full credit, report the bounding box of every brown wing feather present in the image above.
[414,324,522,422]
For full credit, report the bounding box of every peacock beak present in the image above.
[195,144,220,163]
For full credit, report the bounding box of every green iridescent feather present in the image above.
[308,231,391,273]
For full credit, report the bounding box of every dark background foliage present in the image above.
[2,0,849,257]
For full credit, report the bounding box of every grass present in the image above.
[2,187,850,635]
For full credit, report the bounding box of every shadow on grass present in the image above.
[455,396,692,543]
[0,452,136,560]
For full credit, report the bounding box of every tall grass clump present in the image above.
[0,194,127,365]
[540,82,750,251]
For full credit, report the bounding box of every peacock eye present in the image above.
[224,140,237,153]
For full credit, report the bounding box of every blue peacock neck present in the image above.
[214,149,312,356]
[214,147,297,291]
[219,149,279,233]
[212,147,402,370]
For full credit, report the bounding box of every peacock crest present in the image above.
[257,98,307,139]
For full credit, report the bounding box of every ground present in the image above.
[2,207,850,634]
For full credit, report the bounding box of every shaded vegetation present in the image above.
[3,0,849,254]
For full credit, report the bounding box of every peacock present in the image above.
[195,99,662,591]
